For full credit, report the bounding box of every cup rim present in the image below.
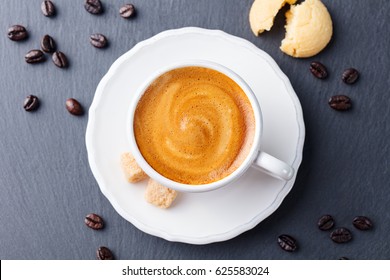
[127,59,262,193]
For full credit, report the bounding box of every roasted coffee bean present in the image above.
[41,34,56,53]
[353,216,373,230]
[328,95,352,111]
[342,68,359,84]
[65,98,84,115]
[52,51,68,68]
[41,1,55,17]
[85,0,103,15]
[310,61,328,79]
[25,50,45,64]
[23,95,40,111]
[97,246,114,260]
[85,213,104,230]
[318,215,334,231]
[7,25,28,41]
[277,234,298,252]
[119,4,136,18]
[330,228,352,243]
[90,33,108,48]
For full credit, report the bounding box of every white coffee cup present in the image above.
[127,60,294,193]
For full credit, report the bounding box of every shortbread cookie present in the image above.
[144,179,177,209]
[280,0,333,57]
[249,0,297,36]
[120,152,148,183]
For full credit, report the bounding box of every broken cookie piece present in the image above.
[249,0,297,36]
[145,179,178,209]
[280,0,333,57]
[120,152,148,183]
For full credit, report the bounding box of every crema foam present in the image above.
[134,66,255,185]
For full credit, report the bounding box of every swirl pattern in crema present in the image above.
[134,67,255,185]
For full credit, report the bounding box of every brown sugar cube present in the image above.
[145,179,178,209]
[120,152,148,183]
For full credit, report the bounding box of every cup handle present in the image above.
[252,152,294,180]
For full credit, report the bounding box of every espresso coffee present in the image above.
[134,66,255,185]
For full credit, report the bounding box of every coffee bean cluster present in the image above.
[83,1,137,48]
[309,61,360,111]
[7,1,137,116]
[14,3,69,69]
[306,63,366,258]
[277,215,373,257]
[84,213,115,259]
[7,1,133,258]
[318,214,373,259]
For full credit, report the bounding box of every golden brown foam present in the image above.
[134,66,255,185]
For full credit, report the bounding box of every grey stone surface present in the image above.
[0,0,389,259]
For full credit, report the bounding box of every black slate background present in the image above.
[0,0,389,260]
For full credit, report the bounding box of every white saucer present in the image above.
[86,27,305,245]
